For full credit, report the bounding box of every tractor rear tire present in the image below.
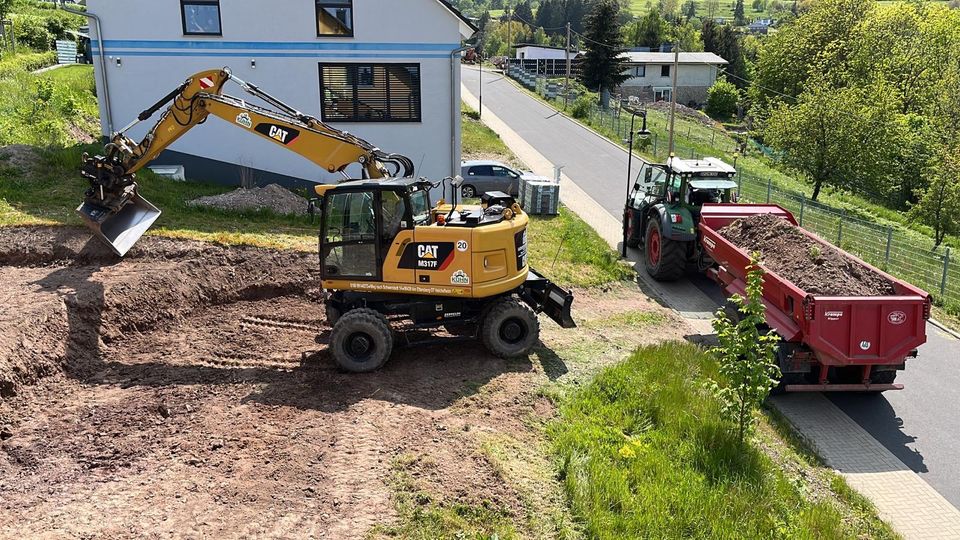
[644,219,686,281]
[481,298,540,358]
[330,308,393,373]
[871,370,898,385]
[625,213,641,248]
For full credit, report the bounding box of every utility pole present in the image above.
[507,5,512,61]
[564,22,571,109]
[667,43,680,157]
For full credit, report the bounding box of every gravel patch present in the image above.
[188,184,309,215]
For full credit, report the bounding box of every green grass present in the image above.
[374,453,520,540]
[0,63,99,147]
[550,341,898,539]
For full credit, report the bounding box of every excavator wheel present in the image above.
[481,297,540,358]
[329,308,393,373]
[325,303,342,326]
[644,219,686,281]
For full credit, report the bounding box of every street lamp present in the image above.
[622,106,651,258]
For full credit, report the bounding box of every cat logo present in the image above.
[255,123,300,145]
[418,245,439,259]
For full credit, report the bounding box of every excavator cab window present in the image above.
[321,190,380,279]
[408,190,431,226]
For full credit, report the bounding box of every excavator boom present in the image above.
[78,67,414,256]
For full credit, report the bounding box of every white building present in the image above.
[514,44,568,60]
[87,0,476,188]
[619,52,727,106]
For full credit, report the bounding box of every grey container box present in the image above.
[520,178,560,215]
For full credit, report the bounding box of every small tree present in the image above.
[710,254,780,444]
[734,0,747,24]
[908,143,960,247]
[706,77,739,119]
[580,0,628,108]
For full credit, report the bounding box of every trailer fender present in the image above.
[649,206,696,242]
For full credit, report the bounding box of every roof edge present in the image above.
[435,0,479,36]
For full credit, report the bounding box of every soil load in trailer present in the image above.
[698,204,931,392]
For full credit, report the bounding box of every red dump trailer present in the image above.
[698,204,931,392]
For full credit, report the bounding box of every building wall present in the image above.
[87,0,464,186]
[515,47,567,60]
[621,63,719,90]
[619,85,711,106]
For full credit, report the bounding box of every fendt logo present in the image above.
[255,123,300,145]
[888,311,907,325]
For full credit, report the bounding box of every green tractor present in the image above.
[623,156,738,281]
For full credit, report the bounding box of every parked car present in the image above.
[460,160,547,198]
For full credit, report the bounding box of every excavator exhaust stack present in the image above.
[77,153,162,257]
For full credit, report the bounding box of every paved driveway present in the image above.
[462,66,960,507]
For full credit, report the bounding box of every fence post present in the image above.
[941,247,951,298]
[837,217,844,246]
[766,178,772,203]
[653,133,658,157]
[690,148,695,159]
[884,227,893,267]
[799,196,805,227]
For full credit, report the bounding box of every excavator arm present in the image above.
[78,67,415,255]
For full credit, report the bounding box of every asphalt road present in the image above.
[463,66,960,507]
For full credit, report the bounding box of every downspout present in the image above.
[59,1,113,135]
[450,45,470,177]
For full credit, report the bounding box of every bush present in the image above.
[11,14,53,50]
[0,51,57,78]
[570,95,594,119]
[706,78,740,120]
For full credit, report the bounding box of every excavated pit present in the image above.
[0,226,322,400]
[719,214,897,297]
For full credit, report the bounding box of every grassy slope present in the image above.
[552,342,898,539]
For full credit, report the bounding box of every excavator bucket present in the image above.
[76,192,161,257]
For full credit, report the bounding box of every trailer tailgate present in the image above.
[806,296,927,365]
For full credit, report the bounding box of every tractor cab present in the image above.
[623,156,738,280]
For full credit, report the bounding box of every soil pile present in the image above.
[188,184,308,215]
[646,101,718,128]
[0,226,319,400]
[719,213,897,296]
[0,145,41,173]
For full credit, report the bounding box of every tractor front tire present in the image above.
[625,212,641,248]
[481,298,540,358]
[644,219,686,281]
[330,308,393,373]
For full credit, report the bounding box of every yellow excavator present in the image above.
[78,67,575,372]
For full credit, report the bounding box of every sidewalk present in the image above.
[462,81,960,539]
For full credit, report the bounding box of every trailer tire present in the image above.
[481,298,540,358]
[870,370,898,385]
[644,219,686,281]
[330,308,393,373]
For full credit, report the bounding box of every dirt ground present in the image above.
[0,226,683,539]
[720,213,896,296]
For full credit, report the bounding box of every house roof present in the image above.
[435,0,479,37]
[622,52,728,65]
[514,43,568,51]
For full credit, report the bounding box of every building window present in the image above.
[317,0,354,37]
[633,65,646,77]
[320,64,422,122]
[661,65,671,77]
[181,0,222,36]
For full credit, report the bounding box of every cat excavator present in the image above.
[77,67,575,372]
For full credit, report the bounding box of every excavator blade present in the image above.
[76,192,161,257]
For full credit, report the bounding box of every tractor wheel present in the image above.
[329,308,393,373]
[625,212,641,248]
[481,298,540,358]
[325,303,342,326]
[461,185,477,198]
[644,219,686,281]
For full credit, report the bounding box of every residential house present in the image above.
[618,51,727,106]
[86,0,476,187]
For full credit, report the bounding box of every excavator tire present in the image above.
[644,219,686,281]
[330,308,393,373]
[481,297,540,358]
[325,304,342,326]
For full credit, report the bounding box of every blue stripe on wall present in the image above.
[92,50,453,59]
[91,40,459,52]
